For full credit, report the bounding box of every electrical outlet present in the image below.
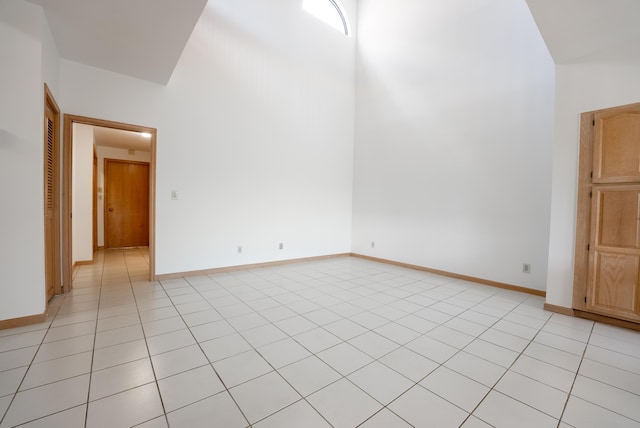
[279,242,284,250]
[371,241,375,248]
[171,190,178,200]
[522,263,531,274]
[237,245,242,254]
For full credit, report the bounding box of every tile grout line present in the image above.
[84,248,109,428]
[379,286,522,426]
[192,266,482,426]
[177,263,403,426]
[157,271,254,427]
[198,264,528,426]
[122,248,172,428]
[554,322,640,426]
[0,293,64,427]
[0,252,104,427]
[554,321,595,428]
[443,295,561,427]
[114,261,560,426]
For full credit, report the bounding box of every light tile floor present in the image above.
[1,248,640,427]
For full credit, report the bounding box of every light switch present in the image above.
[171,190,179,200]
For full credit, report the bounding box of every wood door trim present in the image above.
[573,102,640,314]
[93,151,98,255]
[63,114,157,288]
[44,83,61,298]
[104,158,150,249]
[572,111,595,311]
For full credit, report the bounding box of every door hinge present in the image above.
[584,296,587,303]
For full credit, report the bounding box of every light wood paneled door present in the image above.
[576,103,640,323]
[104,159,149,248]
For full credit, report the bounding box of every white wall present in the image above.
[60,0,357,275]
[40,7,59,97]
[0,0,59,320]
[352,0,555,290]
[71,124,94,263]
[545,63,640,307]
[95,146,151,247]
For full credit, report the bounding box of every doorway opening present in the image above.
[62,115,157,291]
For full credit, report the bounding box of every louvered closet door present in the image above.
[44,105,59,300]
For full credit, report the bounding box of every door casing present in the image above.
[93,151,98,254]
[62,115,157,290]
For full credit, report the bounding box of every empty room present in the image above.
[1,0,640,427]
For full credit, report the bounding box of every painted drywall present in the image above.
[60,0,357,275]
[352,0,555,290]
[40,8,59,98]
[0,0,59,320]
[95,146,152,247]
[71,124,94,263]
[545,63,640,308]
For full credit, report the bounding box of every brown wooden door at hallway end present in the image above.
[105,159,149,248]
[582,103,640,323]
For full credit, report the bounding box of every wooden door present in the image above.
[93,152,98,253]
[585,105,640,322]
[44,85,61,300]
[104,159,149,248]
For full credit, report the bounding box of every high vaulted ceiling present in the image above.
[25,0,640,87]
[26,0,207,85]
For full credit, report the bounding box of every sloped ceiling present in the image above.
[26,0,208,85]
[526,0,640,64]
[26,0,640,86]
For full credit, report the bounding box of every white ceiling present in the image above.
[525,0,640,64]
[93,126,151,152]
[26,0,207,85]
[25,0,640,86]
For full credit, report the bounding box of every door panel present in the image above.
[597,190,640,249]
[105,160,149,248]
[593,111,640,183]
[591,253,640,316]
